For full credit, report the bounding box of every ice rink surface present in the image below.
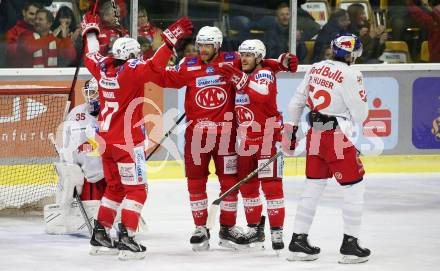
[1,173,439,271]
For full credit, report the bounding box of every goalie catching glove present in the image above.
[161,17,194,48]
[219,64,249,91]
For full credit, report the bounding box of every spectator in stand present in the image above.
[97,0,128,55]
[51,5,82,66]
[5,1,42,67]
[183,42,198,58]
[347,3,387,63]
[0,0,52,33]
[264,2,307,62]
[406,0,440,62]
[297,0,321,41]
[138,7,163,59]
[311,9,351,63]
[52,6,80,40]
[17,8,76,67]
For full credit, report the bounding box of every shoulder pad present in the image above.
[127,58,145,68]
[223,52,235,61]
[185,57,199,66]
[254,69,275,82]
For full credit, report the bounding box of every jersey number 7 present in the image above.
[100,101,119,132]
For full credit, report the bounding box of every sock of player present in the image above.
[262,180,285,228]
[121,188,147,234]
[97,196,121,229]
[342,181,365,238]
[188,178,208,226]
[219,176,239,227]
[293,178,327,234]
[243,196,263,225]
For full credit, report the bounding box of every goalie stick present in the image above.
[206,151,283,230]
[48,133,94,237]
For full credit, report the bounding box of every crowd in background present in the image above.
[0,0,438,68]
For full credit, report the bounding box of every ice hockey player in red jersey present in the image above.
[285,34,370,264]
[219,39,285,252]
[81,12,193,260]
[157,26,298,251]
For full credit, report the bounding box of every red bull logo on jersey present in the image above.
[195,86,227,109]
[235,105,254,126]
[309,66,344,83]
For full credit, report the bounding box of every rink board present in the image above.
[1,155,439,186]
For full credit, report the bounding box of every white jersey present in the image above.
[288,60,368,129]
[60,103,104,183]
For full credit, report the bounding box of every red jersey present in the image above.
[6,20,34,67]
[17,32,76,67]
[160,52,285,133]
[97,23,128,55]
[84,42,173,145]
[138,23,161,43]
[235,67,282,143]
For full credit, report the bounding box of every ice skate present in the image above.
[117,223,147,260]
[287,233,320,261]
[338,234,370,264]
[242,216,266,250]
[218,225,249,250]
[89,220,119,256]
[190,225,210,251]
[270,226,284,254]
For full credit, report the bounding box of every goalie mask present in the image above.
[82,78,99,116]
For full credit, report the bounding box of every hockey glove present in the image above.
[219,64,249,91]
[281,123,298,156]
[81,12,100,38]
[161,17,193,48]
[278,53,299,73]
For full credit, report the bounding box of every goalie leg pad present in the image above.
[44,200,100,235]
[54,162,85,205]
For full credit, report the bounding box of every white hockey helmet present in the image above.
[82,78,99,115]
[238,39,266,59]
[196,26,223,49]
[112,37,141,60]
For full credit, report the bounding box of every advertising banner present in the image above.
[412,77,440,149]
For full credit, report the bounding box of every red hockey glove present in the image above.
[161,17,193,48]
[281,123,298,156]
[81,12,100,37]
[278,53,298,73]
[219,64,249,91]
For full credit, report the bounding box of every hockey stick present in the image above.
[68,1,99,109]
[206,151,283,230]
[110,0,123,36]
[48,134,94,237]
[146,113,186,161]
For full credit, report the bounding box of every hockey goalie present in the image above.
[44,78,106,235]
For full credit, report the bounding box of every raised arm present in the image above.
[81,12,103,79]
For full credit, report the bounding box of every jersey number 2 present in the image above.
[309,85,331,111]
[100,101,119,132]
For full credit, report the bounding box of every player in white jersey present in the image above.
[44,78,106,235]
[284,34,370,264]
